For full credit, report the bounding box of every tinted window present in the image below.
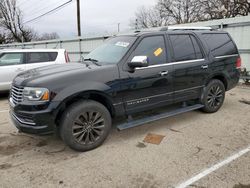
[202,33,238,57]
[131,36,166,65]
[0,53,24,66]
[27,52,58,64]
[170,34,202,62]
[49,52,58,61]
[190,35,203,59]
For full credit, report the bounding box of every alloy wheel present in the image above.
[207,85,223,109]
[72,111,105,144]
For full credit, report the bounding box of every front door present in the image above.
[168,33,210,102]
[119,35,174,114]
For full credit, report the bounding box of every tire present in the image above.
[201,79,225,113]
[60,100,112,152]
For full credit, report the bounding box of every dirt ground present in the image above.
[0,86,250,188]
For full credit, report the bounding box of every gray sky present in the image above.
[18,0,157,38]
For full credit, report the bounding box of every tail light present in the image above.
[64,51,70,63]
[236,57,241,69]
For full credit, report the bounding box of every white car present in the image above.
[0,49,70,91]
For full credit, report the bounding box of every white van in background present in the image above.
[0,49,70,91]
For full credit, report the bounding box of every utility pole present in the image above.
[135,19,138,30]
[77,0,81,36]
[117,23,120,33]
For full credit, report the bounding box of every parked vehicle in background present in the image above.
[9,27,241,151]
[0,49,70,91]
[240,67,250,84]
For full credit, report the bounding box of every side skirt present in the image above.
[117,104,204,131]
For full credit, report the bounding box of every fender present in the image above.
[204,71,229,89]
[52,81,112,102]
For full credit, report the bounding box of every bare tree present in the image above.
[157,0,205,24]
[130,5,170,29]
[131,0,250,29]
[199,0,250,19]
[0,0,36,42]
[0,33,7,44]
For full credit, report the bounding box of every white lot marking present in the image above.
[0,110,8,113]
[176,145,250,188]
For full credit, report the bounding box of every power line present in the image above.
[23,0,73,24]
[23,0,65,19]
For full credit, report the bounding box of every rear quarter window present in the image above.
[202,33,238,57]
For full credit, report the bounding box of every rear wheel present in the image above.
[201,79,225,113]
[60,100,111,152]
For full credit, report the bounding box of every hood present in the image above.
[13,63,91,86]
[19,63,88,79]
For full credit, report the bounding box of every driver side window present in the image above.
[131,36,167,66]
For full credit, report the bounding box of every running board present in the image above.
[117,104,204,131]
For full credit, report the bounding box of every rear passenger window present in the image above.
[27,52,58,64]
[202,33,238,57]
[190,35,203,59]
[169,34,203,62]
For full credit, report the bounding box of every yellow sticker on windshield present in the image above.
[154,48,163,57]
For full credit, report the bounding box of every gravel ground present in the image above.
[0,86,249,188]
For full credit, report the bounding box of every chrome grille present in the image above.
[11,85,24,105]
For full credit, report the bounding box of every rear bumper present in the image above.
[227,69,240,91]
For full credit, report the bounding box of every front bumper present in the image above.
[9,99,60,135]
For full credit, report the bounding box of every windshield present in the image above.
[84,36,136,64]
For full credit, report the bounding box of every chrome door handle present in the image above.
[201,65,208,69]
[159,71,168,76]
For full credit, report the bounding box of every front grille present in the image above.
[11,85,24,105]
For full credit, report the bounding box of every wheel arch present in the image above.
[54,90,115,126]
[206,74,228,90]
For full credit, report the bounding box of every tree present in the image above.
[0,33,7,44]
[0,0,61,43]
[0,0,36,42]
[157,0,204,24]
[199,0,250,19]
[131,0,250,29]
[131,5,170,29]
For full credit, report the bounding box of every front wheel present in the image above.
[60,100,111,152]
[201,79,225,113]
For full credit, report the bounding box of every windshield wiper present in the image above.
[84,58,101,66]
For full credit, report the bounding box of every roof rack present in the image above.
[159,26,213,31]
[132,26,213,34]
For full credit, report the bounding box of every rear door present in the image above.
[168,33,209,102]
[0,52,25,90]
[25,52,58,70]
[120,34,174,114]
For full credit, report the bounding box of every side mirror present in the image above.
[128,56,148,68]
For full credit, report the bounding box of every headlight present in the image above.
[23,87,50,101]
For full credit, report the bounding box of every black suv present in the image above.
[9,27,241,151]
